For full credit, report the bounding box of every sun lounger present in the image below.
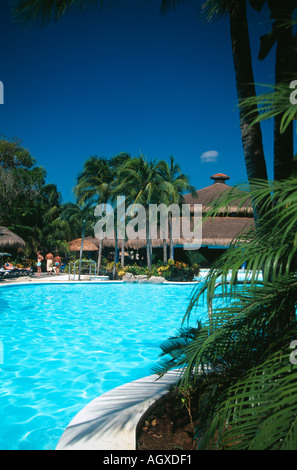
[0,268,15,278]
[2,264,33,278]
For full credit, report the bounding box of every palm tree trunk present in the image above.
[146,207,152,269]
[97,201,106,273]
[113,230,118,279]
[273,16,294,181]
[229,0,268,220]
[163,239,167,264]
[79,218,86,280]
[121,238,125,267]
[97,238,103,273]
[169,214,173,260]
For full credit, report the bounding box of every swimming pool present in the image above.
[0,282,205,450]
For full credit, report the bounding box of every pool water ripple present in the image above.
[0,282,203,450]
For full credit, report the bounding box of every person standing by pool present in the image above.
[36,251,44,276]
[45,252,54,275]
[54,253,61,275]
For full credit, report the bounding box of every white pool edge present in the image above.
[56,370,181,450]
[0,279,199,287]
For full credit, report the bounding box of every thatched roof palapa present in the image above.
[68,238,99,251]
[123,216,255,250]
[0,226,26,249]
[183,173,253,214]
[88,174,255,251]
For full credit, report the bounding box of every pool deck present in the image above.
[0,273,199,286]
[56,370,181,450]
[0,273,122,284]
[0,268,262,287]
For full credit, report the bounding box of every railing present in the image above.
[68,260,97,281]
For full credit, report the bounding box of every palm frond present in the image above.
[13,0,99,27]
[238,82,297,133]
[201,0,230,22]
[199,346,297,450]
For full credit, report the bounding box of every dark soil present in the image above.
[137,393,198,451]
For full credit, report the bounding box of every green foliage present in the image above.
[0,138,46,229]
[157,260,197,281]
[115,259,198,282]
[13,0,98,26]
[238,83,297,134]
[154,177,297,450]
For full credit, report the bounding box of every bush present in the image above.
[117,259,198,282]
[156,260,196,282]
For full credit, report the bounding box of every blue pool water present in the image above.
[0,282,205,450]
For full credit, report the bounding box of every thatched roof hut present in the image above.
[183,173,253,215]
[89,174,255,257]
[0,226,26,250]
[84,236,101,247]
[125,174,254,252]
[69,238,98,252]
[124,216,254,250]
[198,216,254,247]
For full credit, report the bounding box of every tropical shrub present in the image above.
[153,178,297,450]
[156,260,197,281]
[116,259,198,282]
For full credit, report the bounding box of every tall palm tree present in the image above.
[202,0,268,220]
[109,153,132,273]
[113,155,161,269]
[74,153,131,275]
[39,183,72,254]
[60,201,94,278]
[248,0,297,180]
[74,155,114,271]
[156,156,196,262]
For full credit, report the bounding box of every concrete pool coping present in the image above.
[0,268,262,287]
[0,276,199,286]
[55,370,181,450]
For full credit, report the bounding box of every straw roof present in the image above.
[85,236,101,247]
[123,217,255,250]
[69,238,99,251]
[199,216,254,247]
[183,173,253,214]
[0,226,26,249]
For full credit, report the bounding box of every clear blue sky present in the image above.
[0,0,284,203]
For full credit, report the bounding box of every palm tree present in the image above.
[201,0,268,220]
[246,1,297,180]
[74,153,132,276]
[113,155,161,270]
[154,176,297,449]
[74,155,114,272]
[109,153,132,273]
[39,183,72,254]
[60,201,94,278]
[156,156,196,262]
